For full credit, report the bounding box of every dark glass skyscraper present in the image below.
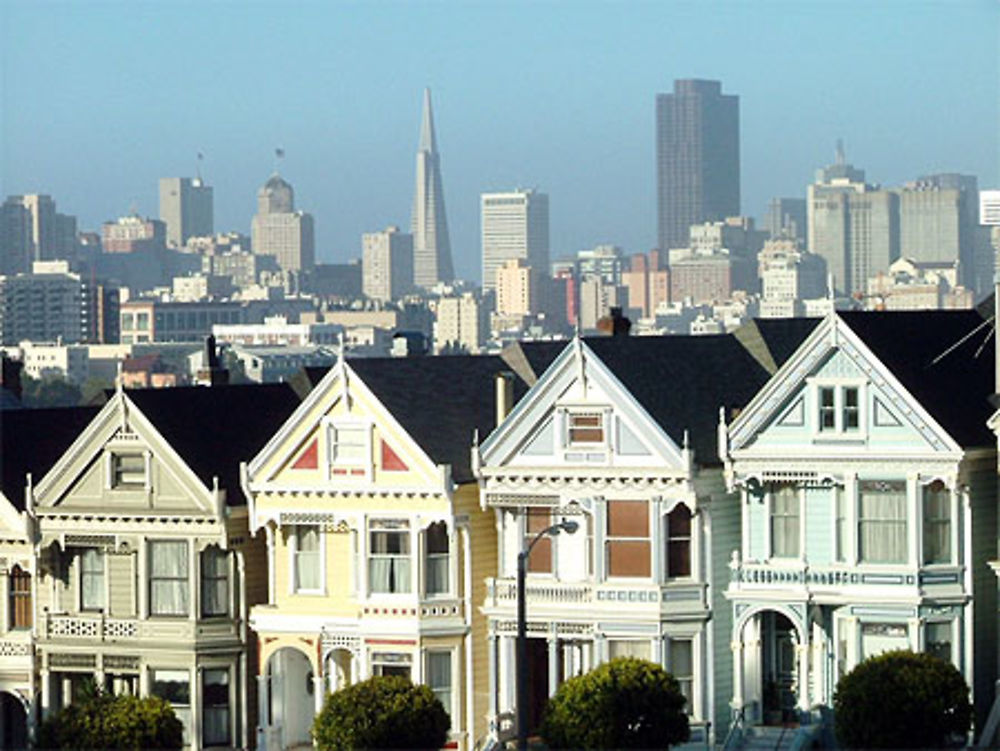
[656,79,740,254]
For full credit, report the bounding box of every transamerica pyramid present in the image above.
[410,88,455,288]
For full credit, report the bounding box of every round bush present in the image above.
[38,691,183,750]
[834,649,971,749]
[541,657,690,750]
[312,674,450,751]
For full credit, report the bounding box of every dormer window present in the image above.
[111,453,146,489]
[325,420,371,479]
[815,384,863,435]
[567,412,604,445]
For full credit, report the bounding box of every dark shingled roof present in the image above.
[838,309,993,447]
[515,334,776,465]
[126,383,302,506]
[347,354,525,483]
[734,318,823,374]
[1,406,101,510]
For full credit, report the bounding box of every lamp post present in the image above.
[516,517,578,751]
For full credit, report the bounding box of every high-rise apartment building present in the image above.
[1,194,77,272]
[577,245,625,286]
[495,258,537,317]
[807,152,898,295]
[362,226,414,303]
[655,79,740,254]
[410,89,454,289]
[433,293,486,354]
[481,189,549,293]
[764,197,807,241]
[251,173,315,273]
[0,261,116,346]
[159,177,214,248]
[621,251,670,319]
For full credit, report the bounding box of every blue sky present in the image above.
[2,0,998,281]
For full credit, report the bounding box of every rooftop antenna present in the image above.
[196,152,204,182]
[274,146,285,173]
[835,138,845,166]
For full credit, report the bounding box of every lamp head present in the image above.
[559,519,579,535]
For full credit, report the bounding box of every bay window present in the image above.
[665,505,691,578]
[369,521,411,594]
[606,501,650,578]
[858,481,907,564]
[293,525,322,592]
[201,547,229,617]
[424,522,449,596]
[770,484,800,558]
[149,541,189,616]
[922,481,951,565]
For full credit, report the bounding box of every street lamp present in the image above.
[517,517,579,751]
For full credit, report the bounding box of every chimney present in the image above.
[196,335,229,387]
[495,371,515,426]
[596,307,632,336]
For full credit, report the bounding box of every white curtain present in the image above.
[369,531,410,594]
[922,485,950,564]
[426,652,451,717]
[608,640,651,660]
[859,482,907,563]
[80,548,105,610]
[294,526,321,591]
[201,548,229,616]
[150,541,189,616]
[669,639,694,710]
[771,486,799,558]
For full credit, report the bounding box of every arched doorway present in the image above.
[265,648,315,750]
[325,649,353,695]
[735,606,806,726]
[0,692,27,751]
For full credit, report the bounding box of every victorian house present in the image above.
[244,355,513,751]
[27,383,300,750]
[476,331,801,746]
[723,309,997,737]
[0,406,98,748]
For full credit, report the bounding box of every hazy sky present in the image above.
[2,1,998,281]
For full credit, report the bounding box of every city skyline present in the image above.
[1,1,997,281]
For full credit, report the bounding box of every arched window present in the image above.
[9,566,31,629]
[665,505,692,578]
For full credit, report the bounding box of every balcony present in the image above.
[41,612,241,644]
[727,559,962,599]
[484,577,707,616]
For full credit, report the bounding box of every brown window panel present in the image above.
[606,540,650,577]
[607,501,648,537]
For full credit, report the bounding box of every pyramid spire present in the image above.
[419,87,437,154]
[410,88,454,288]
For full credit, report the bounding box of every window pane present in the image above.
[568,413,604,444]
[295,525,321,591]
[427,652,452,718]
[203,669,230,746]
[859,481,907,564]
[835,486,847,562]
[925,622,951,663]
[607,540,651,577]
[819,387,836,430]
[10,566,31,629]
[201,547,229,617]
[667,506,692,578]
[369,528,412,593]
[670,639,694,714]
[608,640,650,660]
[150,541,189,616]
[425,523,449,595]
[922,482,951,565]
[607,501,648,537]
[843,387,859,430]
[426,522,449,554]
[152,670,190,706]
[771,485,799,558]
[81,548,105,610]
[525,509,553,573]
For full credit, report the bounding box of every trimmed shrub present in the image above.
[312,674,450,751]
[38,690,183,750]
[834,649,971,749]
[540,657,690,749]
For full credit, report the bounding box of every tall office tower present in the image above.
[1,194,78,267]
[898,174,979,292]
[251,173,315,273]
[159,177,214,248]
[764,197,807,241]
[410,88,454,289]
[362,226,414,303]
[481,189,549,294]
[655,79,740,254]
[0,200,31,275]
[807,149,898,295]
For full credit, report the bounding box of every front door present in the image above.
[762,612,797,724]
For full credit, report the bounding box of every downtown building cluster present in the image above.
[0,302,999,750]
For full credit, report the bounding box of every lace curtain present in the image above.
[859,481,907,563]
[150,541,189,616]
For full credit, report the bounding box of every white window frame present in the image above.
[424,649,455,720]
[79,547,106,612]
[768,484,801,560]
[370,650,413,679]
[290,524,325,595]
[810,380,867,439]
[106,450,150,491]
[920,479,953,566]
[923,619,954,665]
[200,546,231,618]
[423,522,451,597]
[323,418,372,481]
[666,637,696,718]
[367,519,413,596]
[202,666,232,747]
[148,540,190,617]
[857,480,908,565]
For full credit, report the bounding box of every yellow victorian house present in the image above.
[245,354,514,751]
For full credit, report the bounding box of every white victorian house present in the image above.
[477,331,788,746]
[723,309,997,740]
[0,406,99,749]
[27,382,300,750]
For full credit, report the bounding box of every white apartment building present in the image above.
[495,258,536,317]
[434,293,486,354]
[362,226,414,303]
[211,316,342,347]
[481,190,549,293]
[15,341,90,384]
